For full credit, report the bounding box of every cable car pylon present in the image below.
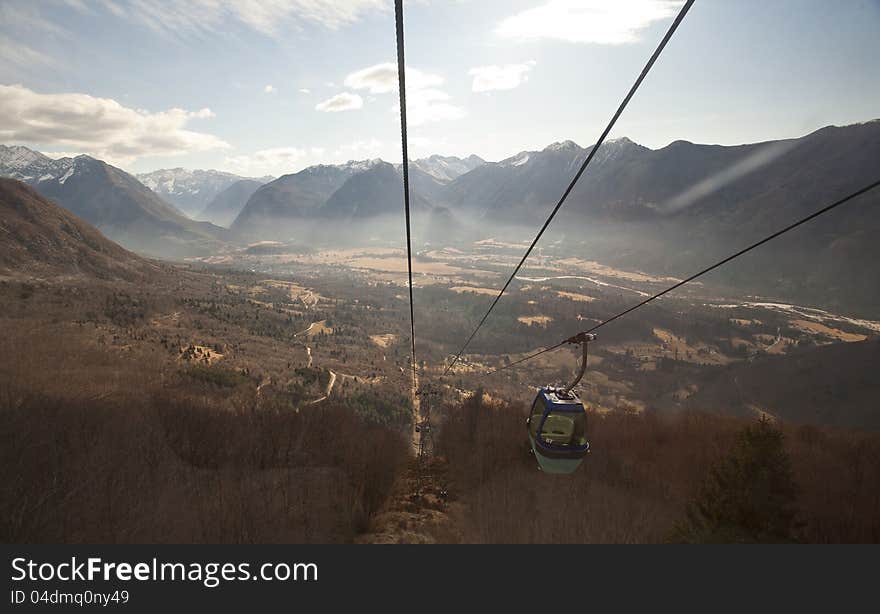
[414,383,439,498]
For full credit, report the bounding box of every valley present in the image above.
[176,234,880,430]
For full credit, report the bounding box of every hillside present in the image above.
[688,339,880,430]
[0,146,227,258]
[0,178,154,279]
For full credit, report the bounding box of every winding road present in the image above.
[306,369,337,405]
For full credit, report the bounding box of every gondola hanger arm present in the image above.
[562,333,597,396]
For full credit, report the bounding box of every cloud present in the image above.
[315,92,364,112]
[1,3,67,37]
[496,0,683,44]
[65,0,387,37]
[0,36,56,70]
[263,84,276,94]
[223,146,322,175]
[469,61,536,92]
[405,89,465,126]
[0,4,68,69]
[344,62,464,126]
[298,88,311,94]
[226,143,407,175]
[0,84,229,164]
[344,62,443,94]
[408,136,433,149]
[332,138,385,160]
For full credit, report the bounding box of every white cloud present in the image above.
[0,84,229,164]
[405,89,465,126]
[226,143,406,175]
[315,92,364,112]
[332,138,385,160]
[58,0,91,12]
[344,62,464,126]
[66,0,387,37]
[0,4,67,69]
[469,61,536,92]
[0,36,55,69]
[344,62,443,94]
[408,136,433,149]
[497,0,683,44]
[264,84,276,94]
[1,3,67,37]
[223,146,322,175]
[298,88,311,94]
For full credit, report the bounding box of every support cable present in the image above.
[443,0,696,375]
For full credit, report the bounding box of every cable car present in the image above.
[527,387,589,473]
[526,333,595,474]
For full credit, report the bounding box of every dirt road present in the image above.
[306,369,336,406]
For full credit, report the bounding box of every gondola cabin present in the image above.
[527,387,589,474]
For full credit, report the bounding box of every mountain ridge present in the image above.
[136,168,273,218]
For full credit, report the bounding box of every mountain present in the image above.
[7,119,873,311]
[136,168,271,218]
[411,154,485,182]
[441,137,650,222]
[406,165,448,204]
[321,161,431,218]
[0,145,70,183]
[439,122,880,314]
[196,179,267,227]
[0,145,226,258]
[231,159,384,238]
[0,178,154,279]
[231,158,441,241]
[443,124,880,228]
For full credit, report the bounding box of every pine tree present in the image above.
[673,418,800,543]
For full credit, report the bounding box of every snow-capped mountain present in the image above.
[497,137,644,169]
[137,168,272,218]
[0,145,76,184]
[411,154,485,182]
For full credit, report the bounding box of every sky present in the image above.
[1,0,878,176]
